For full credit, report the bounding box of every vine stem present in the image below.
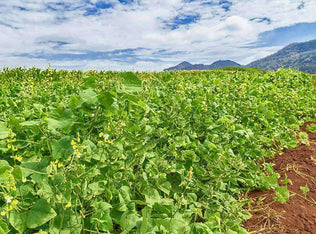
[289,191,316,205]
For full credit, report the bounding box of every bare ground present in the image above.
[243,122,316,234]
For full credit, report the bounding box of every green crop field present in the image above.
[0,68,315,233]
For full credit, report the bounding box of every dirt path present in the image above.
[243,122,316,234]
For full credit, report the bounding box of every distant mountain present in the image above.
[164,39,316,73]
[164,60,241,71]
[247,39,316,73]
[209,60,242,69]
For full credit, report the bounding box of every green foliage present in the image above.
[215,66,267,74]
[273,186,290,204]
[0,122,9,139]
[299,132,309,145]
[121,72,142,92]
[306,123,316,133]
[0,67,315,233]
[0,220,9,233]
[300,184,310,195]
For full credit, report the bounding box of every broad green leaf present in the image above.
[140,207,152,233]
[47,109,74,130]
[119,186,131,202]
[0,122,9,139]
[83,139,97,161]
[97,91,114,109]
[79,88,98,105]
[91,211,113,232]
[83,75,97,87]
[121,72,142,92]
[0,160,9,167]
[0,220,9,234]
[69,95,82,109]
[260,173,280,190]
[12,165,23,181]
[49,209,82,234]
[51,136,73,159]
[192,223,213,233]
[88,181,106,195]
[47,118,69,130]
[9,211,27,233]
[26,199,57,228]
[0,165,11,177]
[144,187,160,206]
[120,212,141,232]
[20,160,48,183]
[154,213,190,233]
[20,120,40,126]
[157,179,171,195]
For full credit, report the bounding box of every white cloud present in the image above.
[0,0,316,71]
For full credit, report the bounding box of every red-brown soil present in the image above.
[243,122,316,234]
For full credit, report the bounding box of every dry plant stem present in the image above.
[289,191,316,205]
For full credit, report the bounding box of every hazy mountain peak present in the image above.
[164,59,241,71]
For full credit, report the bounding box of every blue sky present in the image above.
[0,0,316,71]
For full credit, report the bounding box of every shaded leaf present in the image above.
[51,136,73,159]
[26,199,57,228]
[97,92,114,109]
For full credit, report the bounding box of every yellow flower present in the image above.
[39,229,43,234]
[12,200,18,206]
[65,202,71,208]
[12,146,18,151]
[58,163,63,168]
[0,211,6,216]
[17,156,23,162]
[71,140,76,146]
[74,150,81,158]
[99,132,104,137]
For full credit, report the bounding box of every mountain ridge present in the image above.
[164,39,316,73]
[246,39,316,73]
[164,60,241,71]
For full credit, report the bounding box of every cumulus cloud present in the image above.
[0,0,316,70]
